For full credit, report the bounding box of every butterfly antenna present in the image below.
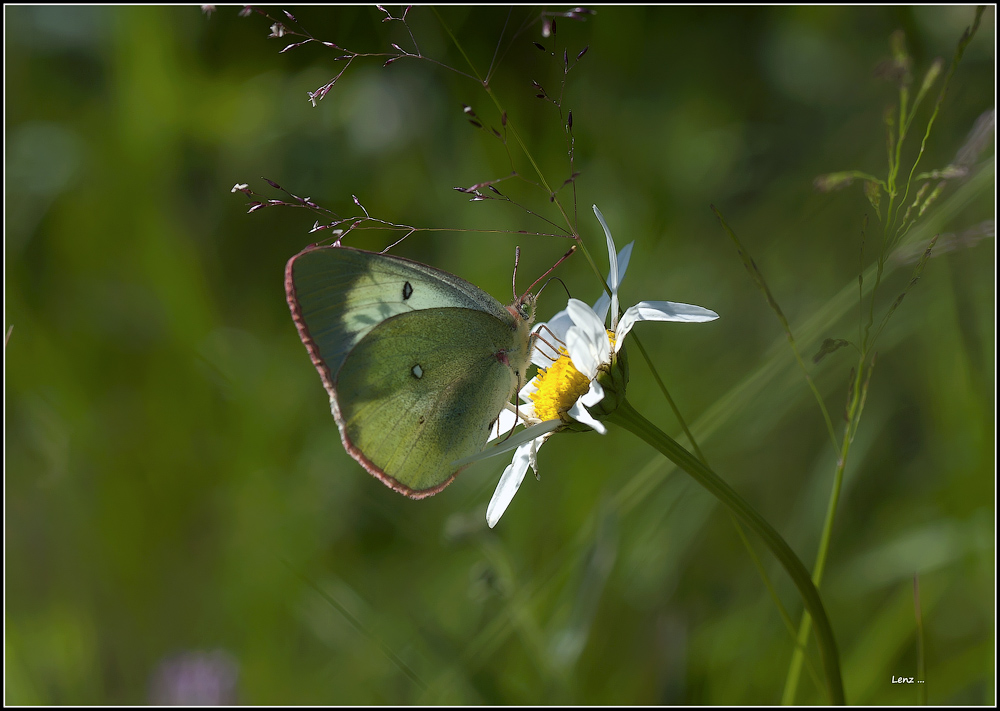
[512,246,521,301]
[536,276,572,301]
[519,245,577,302]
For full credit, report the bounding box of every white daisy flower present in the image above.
[483,205,720,528]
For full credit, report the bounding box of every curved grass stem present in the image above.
[604,399,846,705]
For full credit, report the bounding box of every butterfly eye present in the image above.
[517,297,536,323]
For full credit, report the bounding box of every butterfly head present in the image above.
[510,292,537,327]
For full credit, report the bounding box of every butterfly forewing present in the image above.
[286,244,535,497]
[287,245,515,388]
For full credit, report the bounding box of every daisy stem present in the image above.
[604,398,845,705]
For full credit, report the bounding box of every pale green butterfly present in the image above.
[285,244,536,498]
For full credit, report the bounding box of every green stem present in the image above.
[631,335,706,461]
[782,355,869,702]
[633,334,808,668]
[604,399,845,705]
[781,418,852,701]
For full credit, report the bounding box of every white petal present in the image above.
[532,309,573,366]
[592,205,621,327]
[566,299,608,337]
[531,334,562,367]
[568,380,607,434]
[512,400,540,426]
[615,300,720,351]
[487,396,543,442]
[487,444,532,527]
[592,292,611,324]
[564,301,610,377]
[565,326,603,379]
[526,436,542,477]
[579,378,605,408]
[543,308,575,341]
[592,241,634,323]
[487,408,521,442]
[593,206,619,293]
[616,241,634,285]
[531,345,559,368]
[453,419,562,467]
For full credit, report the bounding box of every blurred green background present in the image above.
[5,5,994,705]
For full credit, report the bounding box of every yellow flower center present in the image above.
[529,347,590,421]
[530,330,616,421]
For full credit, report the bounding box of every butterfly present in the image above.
[285,244,536,498]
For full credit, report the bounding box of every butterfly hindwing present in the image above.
[335,308,529,495]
